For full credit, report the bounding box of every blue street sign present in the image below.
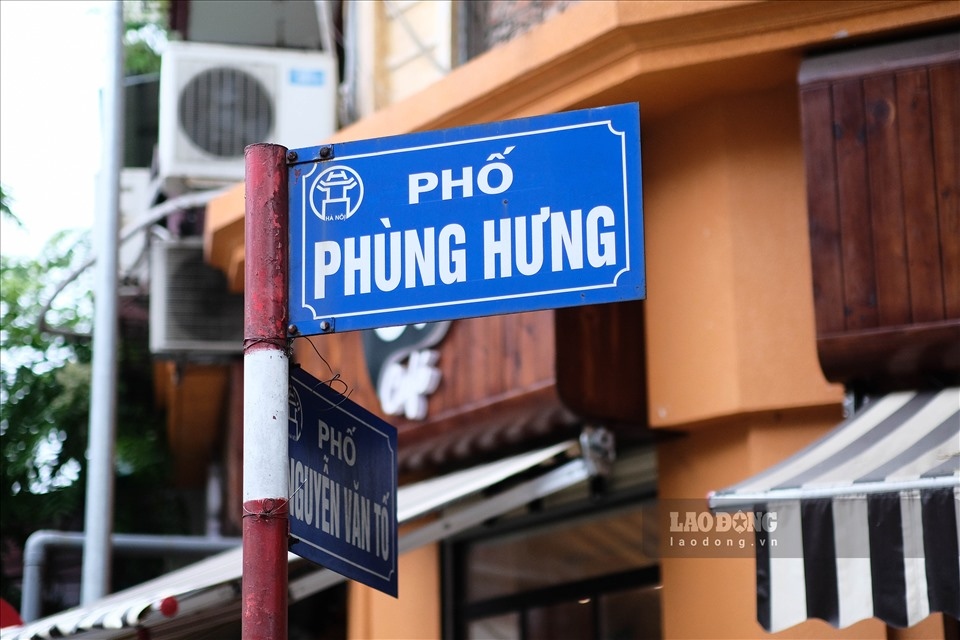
[288,366,398,597]
[289,103,643,335]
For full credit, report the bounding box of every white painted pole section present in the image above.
[81,0,123,604]
[242,350,289,502]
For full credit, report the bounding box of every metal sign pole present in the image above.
[81,0,124,604]
[242,143,290,640]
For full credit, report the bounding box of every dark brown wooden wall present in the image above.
[291,311,580,475]
[555,301,647,425]
[800,32,960,391]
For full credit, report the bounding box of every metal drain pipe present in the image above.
[21,530,240,622]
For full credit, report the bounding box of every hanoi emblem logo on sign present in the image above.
[310,165,365,221]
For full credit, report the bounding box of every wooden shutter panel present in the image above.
[799,31,960,391]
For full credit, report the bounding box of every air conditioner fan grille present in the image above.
[178,66,273,158]
[163,244,243,345]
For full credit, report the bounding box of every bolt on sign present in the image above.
[288,366,398,596]
[287,103,644,336]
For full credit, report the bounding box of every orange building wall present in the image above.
[643,84,842,429]
[643,81,861,640]
[648,84,949,638]
[347,536,440,640]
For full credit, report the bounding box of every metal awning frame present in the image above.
[709,475,960,510]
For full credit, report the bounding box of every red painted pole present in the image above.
[242,143,290,640]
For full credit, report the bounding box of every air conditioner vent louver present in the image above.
[150,238,243,356]
[158,42,336,192]
[178,66,274,158]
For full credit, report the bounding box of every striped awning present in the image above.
[708,388,960,632]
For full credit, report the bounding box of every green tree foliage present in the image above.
[124,0,169,76]
[0,184,23,228]
[1,231,92,500]
[1,230,186,615]
[1,231,94,609]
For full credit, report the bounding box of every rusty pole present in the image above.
[242,143,290,640]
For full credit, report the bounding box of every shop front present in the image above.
[196,3,959,638]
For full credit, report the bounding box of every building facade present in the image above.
[188,2,960,638]
[7,2,952,639]
[183,2,960,639]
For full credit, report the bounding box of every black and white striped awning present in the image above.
[708,388,959,632]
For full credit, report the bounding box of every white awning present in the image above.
[708,388,960,632]
[2,438,597,640]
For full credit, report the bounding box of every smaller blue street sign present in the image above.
[288,102,644,335]
[288,366,398,597]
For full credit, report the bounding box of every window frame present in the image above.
[442,483,660,640]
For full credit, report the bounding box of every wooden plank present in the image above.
[800,35,960,389]
[502,311,554,392]
[833,78,879,330]
[799,85,846,335]
[555,301,647,423]
[863,73,910,327]
[798,31,960,85]
[897,67,945,323]
[475,314,505,400]
[929,60,960,319]
[817,321,960,390]
[440,318,473,415]
[426,313,555,420]
[500,312,524,393]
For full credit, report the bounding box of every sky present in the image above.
[0,1,110,259]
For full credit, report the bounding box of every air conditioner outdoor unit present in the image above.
[158,41,337,192]
[149,237,244,356]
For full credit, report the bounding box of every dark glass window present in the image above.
[459,1,580,64]
[446,497,661,640]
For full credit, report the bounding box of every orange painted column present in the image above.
[642,86,872,638]
[348,534,440,640]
